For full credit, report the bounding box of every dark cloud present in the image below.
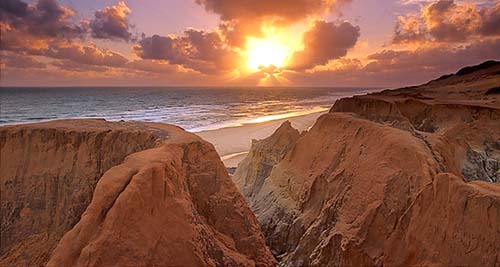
[135,29,243,74]
[0,0,28,18]
[480,1,500,35]
[0,0,133,73]
[0,0,85,39]
[393,0,500,44]
[0,52,46,69]
[90,1,133,41]
[288,20,360,70]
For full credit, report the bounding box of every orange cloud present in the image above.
[134,29,243,74]
[196,0,352,49]
[195,0,349,22]
[285,38,500,87]
[393,0,500,44]
[126,60,181,74]
[1,52,46,69]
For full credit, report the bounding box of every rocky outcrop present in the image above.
[234,121,300,199]
[385,173,500,266]
[0,120,160,266]
[234,61,500,266]
[1,120,275,267]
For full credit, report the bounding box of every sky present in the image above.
[0,0,499,87]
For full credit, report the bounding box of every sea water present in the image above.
[0,87,380,131]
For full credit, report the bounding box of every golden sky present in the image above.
[1,0,499,87]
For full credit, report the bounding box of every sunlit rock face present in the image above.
[0,120,159,266]
[234,61,500,266]
[1,119,275,267]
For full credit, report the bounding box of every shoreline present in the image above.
[196,110,327,167]
[0,109,329,168]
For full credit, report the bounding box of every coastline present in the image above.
[196,110,326,167]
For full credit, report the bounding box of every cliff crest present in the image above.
[233,61,500,266]
[1,119,275,267]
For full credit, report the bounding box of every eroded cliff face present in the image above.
[234,121,300,199]
[1,119,275,267]
[234,62,500,266]
[0,120,161,266]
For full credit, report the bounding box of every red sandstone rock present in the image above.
[1,119,275,267]
[234,61,500,266]
[0,120,160,266]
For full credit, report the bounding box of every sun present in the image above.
[246,37,290,71]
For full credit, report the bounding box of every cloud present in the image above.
[127,60,179,74]
[393,15,426,43]
[0,52,46,69]
[422,0,482,42]
[44,43,128,67]
[365,42,495,74]
[197,0,352,49]
[0,0,134,73]
[0,0,28,18]
[393,0,500,44]
[51,60,109,72]
[0,30,128,68]
[195,0,349,23]
[0,0,85,39]
[284,38,500,87]
[90,1,133,41]
[288,20,360,70]
[134,29,243,74]
[480,0,500,35]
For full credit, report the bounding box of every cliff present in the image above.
[233,121,300,198]
[234,61,500,266]
[1,119,275,267]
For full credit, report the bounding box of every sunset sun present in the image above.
[246,37,290,71]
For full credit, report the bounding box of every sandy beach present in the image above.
[196,111,327,167]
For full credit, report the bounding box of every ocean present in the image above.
[0,87,380,131]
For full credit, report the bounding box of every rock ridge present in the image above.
[233,61,500,266]
[1,119,275,267]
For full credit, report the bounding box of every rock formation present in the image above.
[2,60,499,267]
[1,119,275,267]
[233,121,300,199]
[234,61,500,266]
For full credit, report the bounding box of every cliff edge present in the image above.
[234,61,500,266]
[1,119,275,267]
